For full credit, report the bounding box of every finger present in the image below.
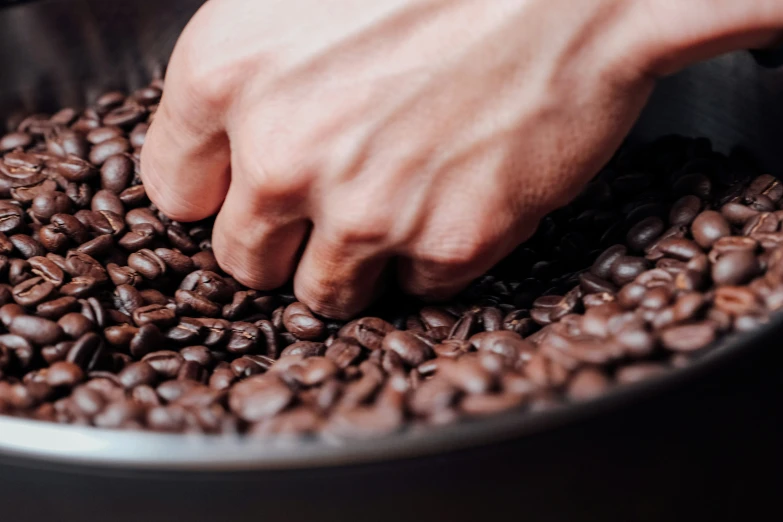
[140,19,231,222]
[212,179,309,291]
[293,230,389,320]
[398,202,536,301]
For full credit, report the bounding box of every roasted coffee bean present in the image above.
[229,375,293,422]
[65,333,103,371]
[610,256,650,286]
[132,304,177,328]
[9,234,45,258]
[227,322,261,355]
[57,312,94,339]
[282,302,326,341]
[615,363,667,385]
[46,361,84,388]
[107,263,142,286]
[89,136,129,165]
[153,248,193,275]
[12,277,55,307]
[381,331,433,367]
[179,270,233,303]
[65,251,107,282]
[280,341,325,358]
[10,315,63,345]
[127,248,166,279]
[118,361,157,389]
[721,202,759,226]
[712,250,759,286]
[660,322,716,352]
[175,289,221,317]
[191,250,219,272]
[142,351,184,380]
[669,195,702,226]
[692,210,732,248]
[30,191,72,223]
[438,356,495,395]
[180,345,214,369]
[626,216,664,252]
[164,319,204,346]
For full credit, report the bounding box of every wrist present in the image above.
[627,1,783,77]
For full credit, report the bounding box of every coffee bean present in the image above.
[626,216,664,252]
[691,211,732,249]
[610,256,650,286]
[127,248,166,279]
[57,312,94,339]
[712,250,759,286]
[10,315,63,345]
[669,195,702,226]
[660,322,716,352]
[381,331,434,367]
[12,277,55,307]
[132,304,176,329]
[46,361,84,388]
[229,375,293,422]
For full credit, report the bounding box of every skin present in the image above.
[141,0,783,319]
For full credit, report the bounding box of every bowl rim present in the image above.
[0,312,776,472]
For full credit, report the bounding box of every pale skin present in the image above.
[140,0,783,319]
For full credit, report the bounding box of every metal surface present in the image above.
[0,0,780,474]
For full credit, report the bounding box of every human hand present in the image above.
[141,0,783,319]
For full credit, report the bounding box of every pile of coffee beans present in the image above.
[0,80,780,439]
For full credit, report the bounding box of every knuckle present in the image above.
[329,208,393,247]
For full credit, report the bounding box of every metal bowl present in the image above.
[0,1,782,520]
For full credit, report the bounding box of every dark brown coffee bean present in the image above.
[127,248,166,279]
[338,317,395,351]
[190,251,218,272]
[153,248,193,275]
[175,289,221,317]
[626,216,664,252]
[282,302,326,341]
[141,351,184,380]
[10,234,45,259]
[28,256,65,286]
[64,332,103,371]
[91,189,125,216]
[99,154,133,194]
[669,195,702,226]
[179,270,233,303]
[93,399,145,429]
[691,211,731,249]
[720,202,759,226]
[280,341,325,358]
[30,191,72,224]
[71,386,106,416]
[57,312,94,339]
[89,136,129,165]
[107,263,142,286]
[10,315,63,345]
[127,323,164,359]
[438,356,495,394]
[381,331,433,367]
[711,250,759,286]
[714,286,761,316]
[65,251,107,282]
[660,322,716,352]
[12,277,55,307]
[46,361,84,388]
[610,256,650,286]
[226,322,261,355]
[0,131,32,152]
[132,304,177,329]
[118,361,157,389]
[229,375,293,422]
[746,174,783,202]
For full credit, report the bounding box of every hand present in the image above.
[141,0,783,319]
